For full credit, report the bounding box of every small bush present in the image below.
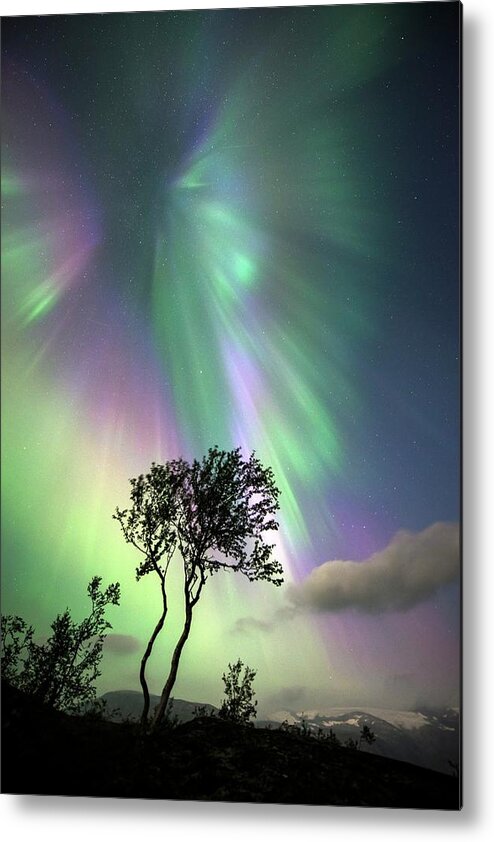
[359,724,376,749]
[219,659,257,725]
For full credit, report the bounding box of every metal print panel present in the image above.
[1,2,461,808]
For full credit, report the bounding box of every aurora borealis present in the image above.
[1,3,460,714]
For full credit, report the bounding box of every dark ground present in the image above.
[1,682,461,808]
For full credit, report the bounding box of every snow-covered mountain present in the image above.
[259,707,460,774]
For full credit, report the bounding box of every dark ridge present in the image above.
[1,682,460,808]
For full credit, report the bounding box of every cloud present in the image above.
[289,522,459,614]
[104,634,141,655]
[263,685,308,711]
[232,605,301,635]
[275,685,308,707]
[232,616,274,634]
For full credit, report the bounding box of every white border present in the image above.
[1,0,464,13]
[2,0,494,838]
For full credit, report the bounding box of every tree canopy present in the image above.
[114,446,283,731]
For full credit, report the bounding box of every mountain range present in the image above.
[100,691,459,775]
[3,682,460,806]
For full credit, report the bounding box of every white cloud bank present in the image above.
[289,522,460,614]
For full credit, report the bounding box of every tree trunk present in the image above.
[150,599,193,733]
[140,579,168,729]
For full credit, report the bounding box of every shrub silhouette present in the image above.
[1,615,34,685]
[192,703,212,719]
[317,727,341,746]
[1,576,120,714]
[114,446,282,733]
[359,724,377,750]
[219,659,257,725]
[279,716,312,738]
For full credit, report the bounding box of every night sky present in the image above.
[2,3,460,714]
